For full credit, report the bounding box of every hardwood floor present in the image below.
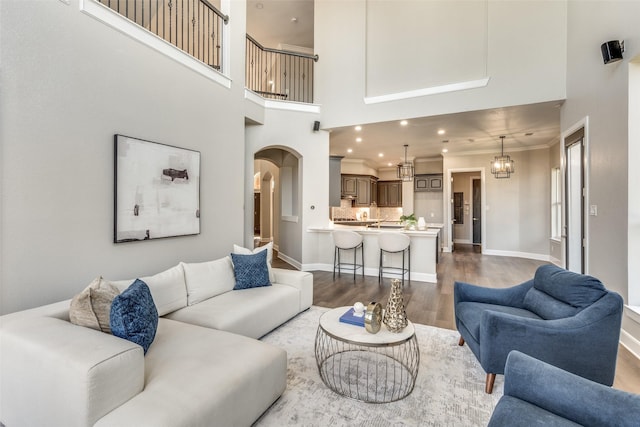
[273,244,640,394]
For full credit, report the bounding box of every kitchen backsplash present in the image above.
[331,200,403,221]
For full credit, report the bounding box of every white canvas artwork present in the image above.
[114,135,200,242]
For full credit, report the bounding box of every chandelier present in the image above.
[397,144,414,181]
[491,136,515,179]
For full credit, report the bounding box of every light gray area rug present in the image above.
[256,306,503,427]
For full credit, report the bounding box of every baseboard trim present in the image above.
[549,256,563,267]
[277,252,301,270]
[482,249,552,262]
[620,328,640,361]
[453,239,472,244]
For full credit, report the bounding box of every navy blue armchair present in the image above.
[488,351,640,427]
[454,264,623,393]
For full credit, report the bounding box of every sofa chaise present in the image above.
[0,253,313,427]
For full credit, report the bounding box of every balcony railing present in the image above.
[246,34,318,104]
[98,0,228,71]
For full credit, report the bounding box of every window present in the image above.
[551,167,561,240]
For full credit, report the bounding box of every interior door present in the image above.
[565,129,585,273]
[472,178,481,245]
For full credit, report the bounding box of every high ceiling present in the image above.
[246,2,563,167]
[246,0,314,50]
[329,101,563,167]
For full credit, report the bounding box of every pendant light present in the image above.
[491,136,515,179]
[397,144,414,182]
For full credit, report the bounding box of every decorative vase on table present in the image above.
[383,279,408,332]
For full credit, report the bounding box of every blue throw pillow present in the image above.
[110,279,158,354]
[230,251,272,290]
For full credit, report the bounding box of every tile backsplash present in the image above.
[331,200,403,221]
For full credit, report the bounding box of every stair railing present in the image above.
[98,0,228,71]
[246,34,318,104]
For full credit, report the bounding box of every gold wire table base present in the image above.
[314,323,419,403]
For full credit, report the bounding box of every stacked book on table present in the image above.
[339,307,365,327]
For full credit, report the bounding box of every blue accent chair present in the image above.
[454,264,623,393]
[488,351,640,427]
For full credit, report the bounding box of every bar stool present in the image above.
[332,230,364,280]
[378,232,410,285]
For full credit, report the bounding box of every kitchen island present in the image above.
[306,225,440,283]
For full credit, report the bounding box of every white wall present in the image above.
[340,159,378,176]
[315,0,567,129]
[0,0,247,314]
[244,107,329,268]
[443,147,551,258]
[562,0,640,347]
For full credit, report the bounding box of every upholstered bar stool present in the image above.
[332,230,364,281]
[378,232,410,285]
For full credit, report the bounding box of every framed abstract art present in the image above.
[114,134,200,242]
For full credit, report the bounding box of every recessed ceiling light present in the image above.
[355,125,362,131]
[347,148,353,153]
[442,148,448,153]
[290,17,298,23]
[442,139,449,143]
[438,129,445,135]
[378,153,384,157]
[356,137,362,142]
[525,132,534,136]
[400,120,408,126]
[468,138,475,143]
[387,162,393,167]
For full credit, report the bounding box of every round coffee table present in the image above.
[314,306,419,403]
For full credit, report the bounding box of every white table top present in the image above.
[319,306,415,346]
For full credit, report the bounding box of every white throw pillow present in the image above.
[110,264,188,316]
[233,242,276,283]
[181,257,236,305]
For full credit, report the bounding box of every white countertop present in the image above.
[308,224,439,237]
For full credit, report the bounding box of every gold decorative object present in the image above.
[364,302,382,334]
[383,279,408,332]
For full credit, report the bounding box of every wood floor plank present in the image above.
[272,244,640,394]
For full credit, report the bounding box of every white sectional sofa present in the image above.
[0,255,313,427]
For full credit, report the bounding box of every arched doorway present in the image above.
[254,147,302,261]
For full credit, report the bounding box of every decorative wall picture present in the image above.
[114,135,200,243]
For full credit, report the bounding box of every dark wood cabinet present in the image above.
[370,180,377,206]
[341,175,358,198]
[341,174,378,206]
[377,180,402,207]
[414,174,443,192]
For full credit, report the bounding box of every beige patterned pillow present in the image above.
[69,277,120,333]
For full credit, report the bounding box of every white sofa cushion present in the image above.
[0,316,144,427]
[272,268,314,312]
[95,318,287,427]
[165,284,300,339]
[181,256,235,305]
[111,264,187,317]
